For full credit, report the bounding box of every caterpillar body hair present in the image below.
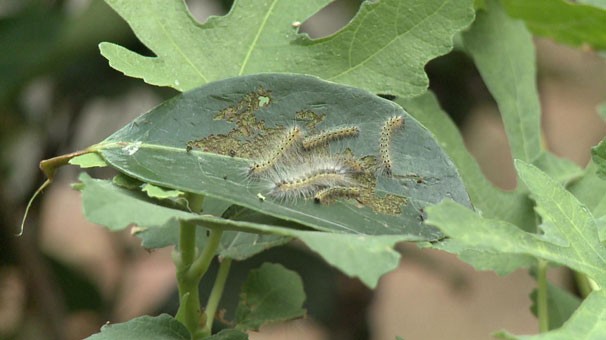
[378,115,404,175]
[302,126,360,151]
[270,172,353,201]
[248,126,302,177]
[314,186,361,205]
[265,154,357,201]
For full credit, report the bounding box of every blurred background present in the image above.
[1,0,605,339]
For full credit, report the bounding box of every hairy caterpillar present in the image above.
[378,116,404,175]
[314,186,361,205]
[248,126,302,176]
[302,126,360,150]
[265,155,357,201]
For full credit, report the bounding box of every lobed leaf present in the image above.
[100,0,475,98]
[426,161,606,285]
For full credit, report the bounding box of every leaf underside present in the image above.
[92,74,471,240]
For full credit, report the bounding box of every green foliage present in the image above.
[501,0,606,50]
[203,329,248,340]
[592,138,606,179]
[137,220,292,261]
[427,161,606,336]
[28,0,606,338]
[397,93,534,226]
[0,1,130,105]
[90,73,469,238]
[99,0,475,98]
[495,291,606,340]
[87,314,190,340]
[568,162,606,219]
[428,161,606,285]
[530,283,581,330]
[235,263,305,331]
[141,183,185,200]
[77,172,416,288]
[464,0,542,163]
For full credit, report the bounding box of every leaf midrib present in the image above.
[238,0,279,75]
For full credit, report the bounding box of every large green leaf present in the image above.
[463,0,542,163]
[77,173,424,288]
[235,263,305,331]
[87,314,190,340]
[496,290,606,340]
[78,173,294,235]
[89,73,470,238]
[398,92,536,275]
[501,0,606,51]
[462,0,582,189]
[99,0,475,98]
[427,160,606,285]
[397,92,533,226]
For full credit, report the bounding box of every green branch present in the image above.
[174,193,225,338]
[203,258,232,335]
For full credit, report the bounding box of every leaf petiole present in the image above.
[202,258,232,335]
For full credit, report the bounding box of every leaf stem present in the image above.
[536,259,549,332]
[190,229,223,281]
[202,258,232,335]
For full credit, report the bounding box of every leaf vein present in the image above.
[239,0,279,75]
[330,0,449,80]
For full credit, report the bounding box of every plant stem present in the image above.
[175,221,201,336]
[190,229,223,281]
[537,259,549,333]
[174,193,225,339]
[203,258,232,335]
[174,226,224,338]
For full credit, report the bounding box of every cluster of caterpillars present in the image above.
[247,116,404,205]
